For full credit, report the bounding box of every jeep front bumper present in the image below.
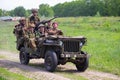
[61,52,87,58]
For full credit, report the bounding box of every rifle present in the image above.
[36,17,57,27]
[35,17,57,31]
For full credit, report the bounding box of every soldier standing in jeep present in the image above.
[29,9,40,26]
[26,9,40,52]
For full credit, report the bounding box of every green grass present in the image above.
[56,17,120,75]
[0,17,120,77]
[0,76,6,80]
[0,55,5,58]
[0,21,31,80]
[0,67,31,80]
[0,21,17,52]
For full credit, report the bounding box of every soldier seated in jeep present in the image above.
[35,24,47,38]
[27,24,37,51]
[13,18,28,50]
[47,22,63,35]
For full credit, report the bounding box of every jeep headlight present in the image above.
[80,42,83,47]
[59,41,63,46]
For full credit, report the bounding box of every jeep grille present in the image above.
[63,40,80,52]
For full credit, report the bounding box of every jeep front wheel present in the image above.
[75,52,89,72]
[19,51,29,65]
[45,51,58,72]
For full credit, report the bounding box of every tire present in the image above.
[19,50,29,65]
[44,50,58,72]
[75,51,89,72]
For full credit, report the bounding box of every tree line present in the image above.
[0,0,120,17]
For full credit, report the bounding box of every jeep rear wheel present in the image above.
[75,52,89,72]
[45,51,58,72]
[19,51,29,65]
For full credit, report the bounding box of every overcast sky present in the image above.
[0,0,73,10]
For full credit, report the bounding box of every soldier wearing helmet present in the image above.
[14,18,27,37]
[28,9,40,28]
[13,18,28,50]
[26,9,40,52]
[35,24,46,37]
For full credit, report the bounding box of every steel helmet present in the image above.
[31,9,38,13]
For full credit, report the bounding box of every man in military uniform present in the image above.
[46,21,52,30]
[26,24,37,51]
[13,18,27,36]
[29,9,40,27]
[13,18,27,50]
[47,22,63,35]
[27,9,40,52]
[37,24,45,36]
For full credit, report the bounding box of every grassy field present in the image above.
[56,17,120,75]
[0,21,17,52]
[0,67,31,80]
[0,17,120,78]
[0,21,31,80]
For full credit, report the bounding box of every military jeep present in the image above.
[18,35,89,72]
[16,18,89,72]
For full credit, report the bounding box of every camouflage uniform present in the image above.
[28,9,40,27]
[47,28,58,35]
[46,21,52,30]
[29,15,40,25]
[47,22,63,35]
[27,9,40,51]
[27,30,36,51]
[13,18,27,50]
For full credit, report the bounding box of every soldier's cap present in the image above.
[31,9,38,13]
[39,23,44,26]
[38,24,45,28]
[19,17,26,22]
[52,22,58,25]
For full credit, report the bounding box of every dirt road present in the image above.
[0,51,120,80]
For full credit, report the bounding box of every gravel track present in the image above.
[0,51,120,80]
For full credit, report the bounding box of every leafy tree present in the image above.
[2,10,10,16]
[1,0,120,17]
[109,0,120,16]
[53,3,63,17]
[39,4,54,17]
[98,0,120,16]
[14,6,26,17]
[52,0,120,17]
[25,9,31,17]
[0,9,2,16]
[9,10,14,16]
